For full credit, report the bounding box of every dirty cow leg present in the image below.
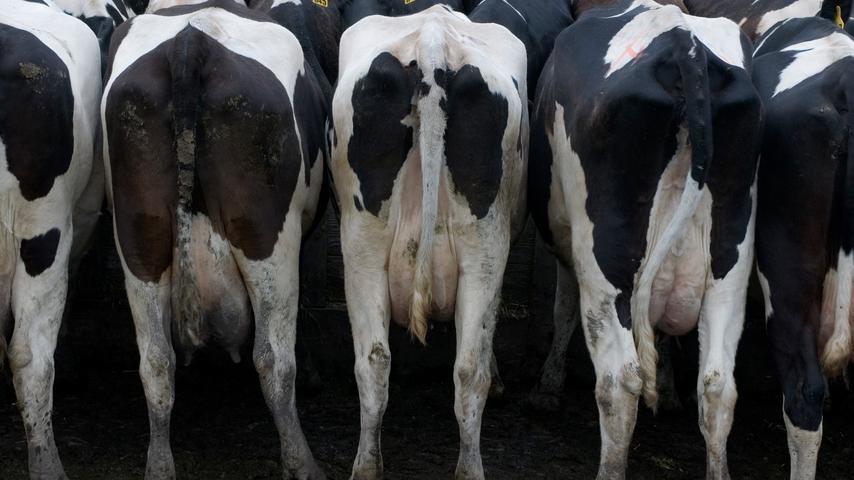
[783,402,822,480]
[697,277,747,480]
[529,260,580,411]
[8,226,71,480]
[453,266,503,480]
[344,256,390,480]
[124,272,176,480]
[581,291,641,480]
[764,295,824,480]
[235,239,323,480]
[778,334,824,480]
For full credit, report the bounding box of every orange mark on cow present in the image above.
[612,41,641,71]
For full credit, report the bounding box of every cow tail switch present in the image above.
[633,28,714,413]
[169,26,206,353]
[408,20,448,345]
[820,78,854,375]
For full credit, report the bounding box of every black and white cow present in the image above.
[469,0,573,102]
[468,0,691,415]
[331,5,526,479]
[467,0,575,407]
[338,0,476,28]
[252,0,482,86]
[1,1,103,478]
[256,0,478,80]
[684,0,852,39]
[530,0,762,477]
[35,0,135,75]
[753,15,853,480]
[102,0,328,477]
[250,0,343,85]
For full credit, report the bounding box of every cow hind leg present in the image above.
[8,226,71,480]
[124,271,176,480]
[783,398,823,480]
[453,264,503,480]
[528,260,579,412]
[344,252,391,480]
[776,321,824,480]
[233,238,323,480]
[696,278,747,480]
[760,272,824,480]
[581,292,641,480]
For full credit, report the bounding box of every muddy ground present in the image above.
[1,223,854,479]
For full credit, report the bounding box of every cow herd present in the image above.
[2,0,853,479]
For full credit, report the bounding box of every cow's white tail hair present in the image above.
[823,250,853,375]
[169,26,205,351]
[409,20,448,344]
[821,84,854,375]
[633,29,714,412]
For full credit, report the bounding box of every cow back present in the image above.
[470,0,573,101]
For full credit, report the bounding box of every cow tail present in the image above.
[633,29,713,412]
[169,27,205,350]
[409,21,448,344]
[820,81,854,376]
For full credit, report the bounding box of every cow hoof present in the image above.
[145,450,176,480]
[144,466,176,480]
[350,464,382,480]
[29,465,68,480]
[525,390,561,413]
[28,448,67,480]
[454,465,485,480]
[297,464,327,480]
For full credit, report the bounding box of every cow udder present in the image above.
[387,158,459,330]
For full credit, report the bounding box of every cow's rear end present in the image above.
[529,2,763,478]
[331,6,527,478]
[334,7,526,340]
[102,2,327,477]
[754,17,854,479]
[1,2,102,478]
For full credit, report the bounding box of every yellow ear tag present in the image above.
[404,0,415,4]
[312,0,328,7]
[836,5,845,28]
